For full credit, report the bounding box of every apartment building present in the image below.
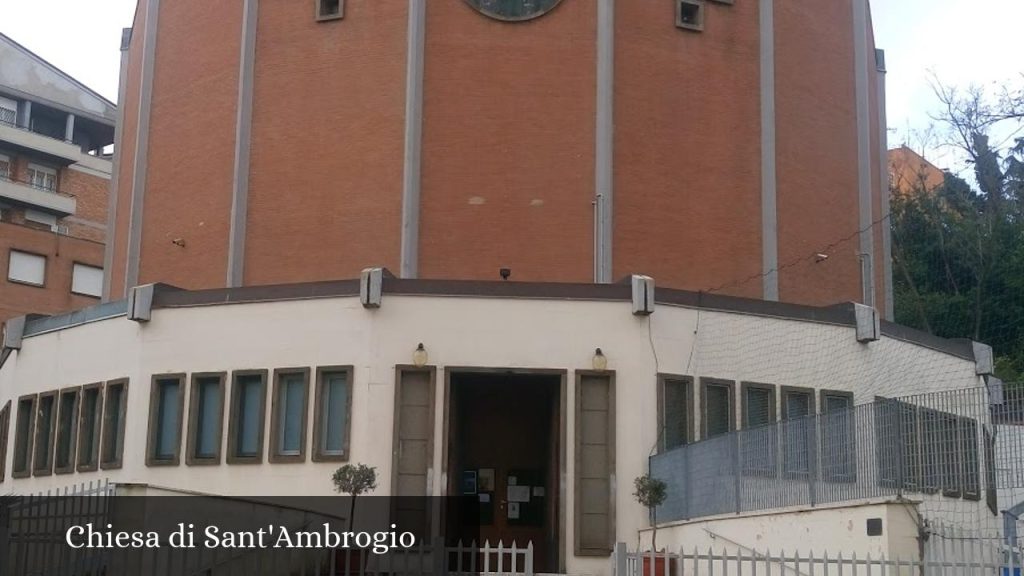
[0,32,115,323]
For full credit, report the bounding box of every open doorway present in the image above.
[445,369,564,573]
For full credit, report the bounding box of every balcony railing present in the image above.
[0,172,76,215]
[649,385,1017,522]
[0,107,16,127]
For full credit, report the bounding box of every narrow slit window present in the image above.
[228,371,267,463]
[147,375,184,466]
[741,382,777,476]
[187,373,225,465]
[316,0,343,21]
[54,387,80,474]
[100,379,129,469]
[33,391,57,476]
[676,0,705,31]
[77,384,103,472]
[820,391,856,481]
[271,368,309,462]
[12,395,36,478]
[314,367,352,461]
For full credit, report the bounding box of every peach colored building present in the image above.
[106,0,894,319]
[888,145,946,196]
[0,33,115,324]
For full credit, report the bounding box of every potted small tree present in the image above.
[634,473,669,576]
[333,464,378,573]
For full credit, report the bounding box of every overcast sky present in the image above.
[3,0,1021,175]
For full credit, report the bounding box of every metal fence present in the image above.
[0,482,536,576]
[612,541,1024,576]
[650,385,1023,522]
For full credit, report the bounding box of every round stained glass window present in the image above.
[464,0,564,21]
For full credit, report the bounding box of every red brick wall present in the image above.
[107,0,889,309]
[418,0,596,283]
[775,0,862,306]
[137,0,241,289]
[614,0,763,299]
[0,221,104,324]
[60,167,110,243]
[244,0,407,285]
[109,0,147,300]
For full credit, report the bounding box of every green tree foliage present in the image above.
[892,80,1024,382]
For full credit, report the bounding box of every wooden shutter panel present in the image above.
[575,371,615,556]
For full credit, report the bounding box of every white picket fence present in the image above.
[445,540,535,575]
[612,542,1024,575]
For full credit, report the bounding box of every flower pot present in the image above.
[642,554,674,576]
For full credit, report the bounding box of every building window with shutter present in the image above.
[12,395,36,478]
[700,378,735,440]
[32,391,57,476]
[187,373,225,465]
[228,370,267,463]
[54,387,80,474]
[270,368,309,463]
[820,390,855,481]
[100,379,129,469]
[76,383,103,472]
[657,374,693,452]
[7,250,46,287]
[741,382,777,476]
[71,263,103,298]
[0,153,10,179]
[313,366,353,462]
[781,386,814,476]
[146,374,185,466]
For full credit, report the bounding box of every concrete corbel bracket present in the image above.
[854,303,880,343]
[127,283,156,322]
[631,274,655,316]
[360,267,384,309]
[2,315,26,350]
[973,341,994,376]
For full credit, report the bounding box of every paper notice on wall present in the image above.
[533,487,545,497]
[508,502,520,520]
[508,485,531,503]
[479,493,491,503]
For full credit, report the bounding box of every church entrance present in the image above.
[445,369,564,573]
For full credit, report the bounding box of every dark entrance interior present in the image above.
[447,371,561,573]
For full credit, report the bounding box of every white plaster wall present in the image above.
[0,294,984,574]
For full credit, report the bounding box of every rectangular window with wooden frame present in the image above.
[147,374,185,466]
[657,374,693,453]
[313,366,353,462]
[819,390,855,482]
[781,386,814,476]
[33,390,57,476]
[270,368,310,463]
[186,372,225,465]
[12,395,36,478]
[100,379,129,469]
[76,383,103,472]
[740,382,776,476]
[700,378,735,440]
[54,387,80,474]
[575,370,615,557]
[0,401,10,482]
[228,370,267,464]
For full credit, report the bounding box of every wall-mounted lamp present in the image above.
[413,343,428,367]
[171,238,186,248]
[592,348,608,371]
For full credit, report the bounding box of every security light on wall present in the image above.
[592,348,608,371]
[412,343,428,368]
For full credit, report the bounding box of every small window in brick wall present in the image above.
[677,0,705,32]
[316,0,343,21]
